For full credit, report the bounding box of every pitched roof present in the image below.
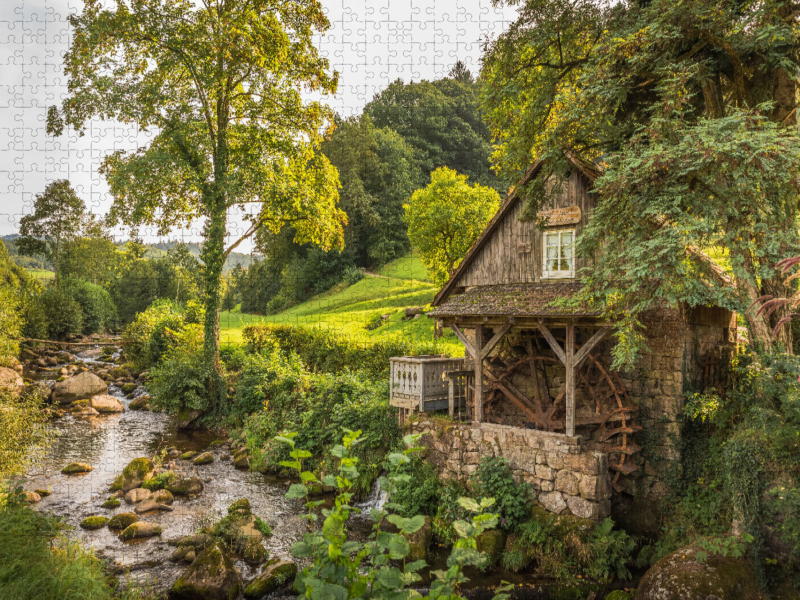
[428,282,598,318]
[432,153,599,307]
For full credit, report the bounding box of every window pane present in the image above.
[562,245,573,258]
[546,234,559,246]
[561,231,573,245]
[547,259,558,271]
[547,247,559,259]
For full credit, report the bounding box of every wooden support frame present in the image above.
[537,320,611,437]
[451,320,513,423]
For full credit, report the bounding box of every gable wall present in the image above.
[457,170,594,287]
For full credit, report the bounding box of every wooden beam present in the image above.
[450,324,476,358]
[480,321,513,360]
[573,326,612,368]
[537,321,567,364]
[473,326,485,423]
[565,323,575,437]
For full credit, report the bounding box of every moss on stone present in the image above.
[141,471,177,491]
[605,591,632,600]
[61,462,93,475]
[110,457,155,492]
[120,521,162,541]
[243,560,297,598]
[476,529,506,570]
[80,516,108,530]
[101,497,121,509]
[107,512,139,531]
[192,452,214,465]
[178,451,198,460]
[227,498,251,515]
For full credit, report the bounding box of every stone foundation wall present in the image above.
[410,417,612,520]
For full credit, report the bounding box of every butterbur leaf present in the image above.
[457,497,481,512]
[341,541,363,554]
[369,508,383,522]
[291,449,313,459]
[279,460,301,471]
[405,559,427,572]
[375,567,404,589]
[404,515,426,534]
[479,497,496,509]
[331,444,347,458]
[274,435,296,447]
[387,536,410,559]
[386,514,407,529]
[322,514,344,538]
[452,520,471,539]
[291,541,313,557]
[300,471,318,483]
[385,452,407,467]
[286,483,307,499]
[322,474,337,487]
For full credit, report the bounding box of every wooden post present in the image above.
[474,325,484,423]
[565,323,575,437]
[448,377,455,417]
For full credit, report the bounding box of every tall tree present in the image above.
[60,215,121,287]
[17,180,85,290]
[53,0,346,372]
[404,167,500,286]
[482,0,800,357]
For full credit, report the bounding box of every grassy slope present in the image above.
[25,268,54,280]
[220,255,463,356]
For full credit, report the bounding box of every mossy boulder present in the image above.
[400,516,432,563]
[51,372,107,404]
[120,383,137,395]
[476,529,507,570]
[152,489,174,505]
[124,488,153,504]
[101,497,121,509]
[141,471,177,491]
[61,462,93,475]
[80,516,108,530]
[170,542,242,600]
[175,408,202,430]
[129,396,150,411]
[636,546,760,600]
[167,476,204,496]
[108,512,139,531]
[120,521,162,541]
[193,452,214,465]
[90,394,124,413]
[179,451,199,461]
[33,489,50,497]
[233,454,250,470]
[243,559,297,598]
[0,367,24,397]
[110,457,155,492]
[606,591,632,600]
[227,498,251,515]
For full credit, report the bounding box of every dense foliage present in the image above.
[474,456,533,531]
[482,0,800,357]
[60,278,117,334]
[404,167,500,286]
[0,386,49,480]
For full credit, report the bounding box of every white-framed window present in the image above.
[542,229,575,279]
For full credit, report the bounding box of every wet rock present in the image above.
[233,454,250,470]
[0,367,24,397]
[636,545,760,600]
[170,542,242,600]
[102,497,121,509]
[124,488,153,504]
[135,499,173,514]
[129,396,151,411]
[120,521,162,541]
[606,592,632,600]
[120,383,137,395]
[228,498,251,515]
[476,529,506,570]
[91,394,124,413]
[80,516,108,530]
[111,457,155,492]
[22,491,41,503]
[193,452,214,465]
[78,347,103,359]
[175,408,202,429]
[46,356,58,366]
[70,404,100,417]
[152,489,174,505]
[33,489,50,497]
[171,546,191,562]
[33,358,47,368]
[183,550,196,563]
[167,476,204,496]
[167,449,181,459]
[61,462,93,475]
[243,559,297,599]
[51,371,107,404]
[108,512,139,531]
[178,451,199,461]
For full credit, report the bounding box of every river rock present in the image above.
[124,488,153,504]
[476,529,506,569]
[91,394,124,413]
[22,491,41,503]
[111,457,155,492]
[243,559,298,598]
[152,489,174,505]
[175,408,202,429]
[51,372,107,404]
[179,451,199,460]
[135,499,174,514]
[171,542,242,600]
[102,497,121,509]
[78,347,103,359]
[80,516,108,530]
[129,395,151,411]
[120,521,162,541]
[167,476,204,496]
[70,404,100,417]
[108,512,139,531]
[61,462,93,475]
[636,545,760,600]
[234,454,250,470]
[193,452,214,465]
[120,383,137,395]
[0,367,24,397]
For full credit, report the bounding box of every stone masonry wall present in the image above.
[410,417,612,521]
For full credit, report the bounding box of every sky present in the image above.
[0,0,516,253]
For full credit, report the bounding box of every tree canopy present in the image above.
[404,167,500,286]
[482,0,800,357]
[54,0,345,368]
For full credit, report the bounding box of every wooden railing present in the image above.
[389,356,468,418]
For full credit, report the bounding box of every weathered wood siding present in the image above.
[458,170,594,287]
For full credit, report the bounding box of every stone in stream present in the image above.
[152,489,174,505]
[33,489,50,497]
[124,488,153,504]
[61,462,93,475]
[213,499,269,565]
[175,408,202,429]
[91,394,124,413]
[120,382,137,395]
[22,491,41,503]
[233,453,250,470]
[0,367,24,397]
[178,451,199,460]
[80,516,108,530]
[167,476,204,496]
[134,499,173,514]
[129,395,151,411]
[120,521,162,541]
[243,559,298,599]
[70,404,100,417]
[110,457,155,492]
[170,542,242,600]
[50,371,107,404]
[102,497,121,509]
[475,528,506,569]
[193,452,214,465]
[107,512,139,531]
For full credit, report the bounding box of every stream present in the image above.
[20,350,566,599]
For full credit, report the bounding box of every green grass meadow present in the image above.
[219,255,463,356]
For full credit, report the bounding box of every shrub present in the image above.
[148,325,220,415]
[432,480,472,544]
[0,285,22,363]
[586,518,636,581]
[0,386,50,479]
[123,299,185,369]
[39,288,84,340]
[343,265,366,286]
[62,278,117,334]
[474,456,532,531]
[388,455,440,518]
[20,294,48,341]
